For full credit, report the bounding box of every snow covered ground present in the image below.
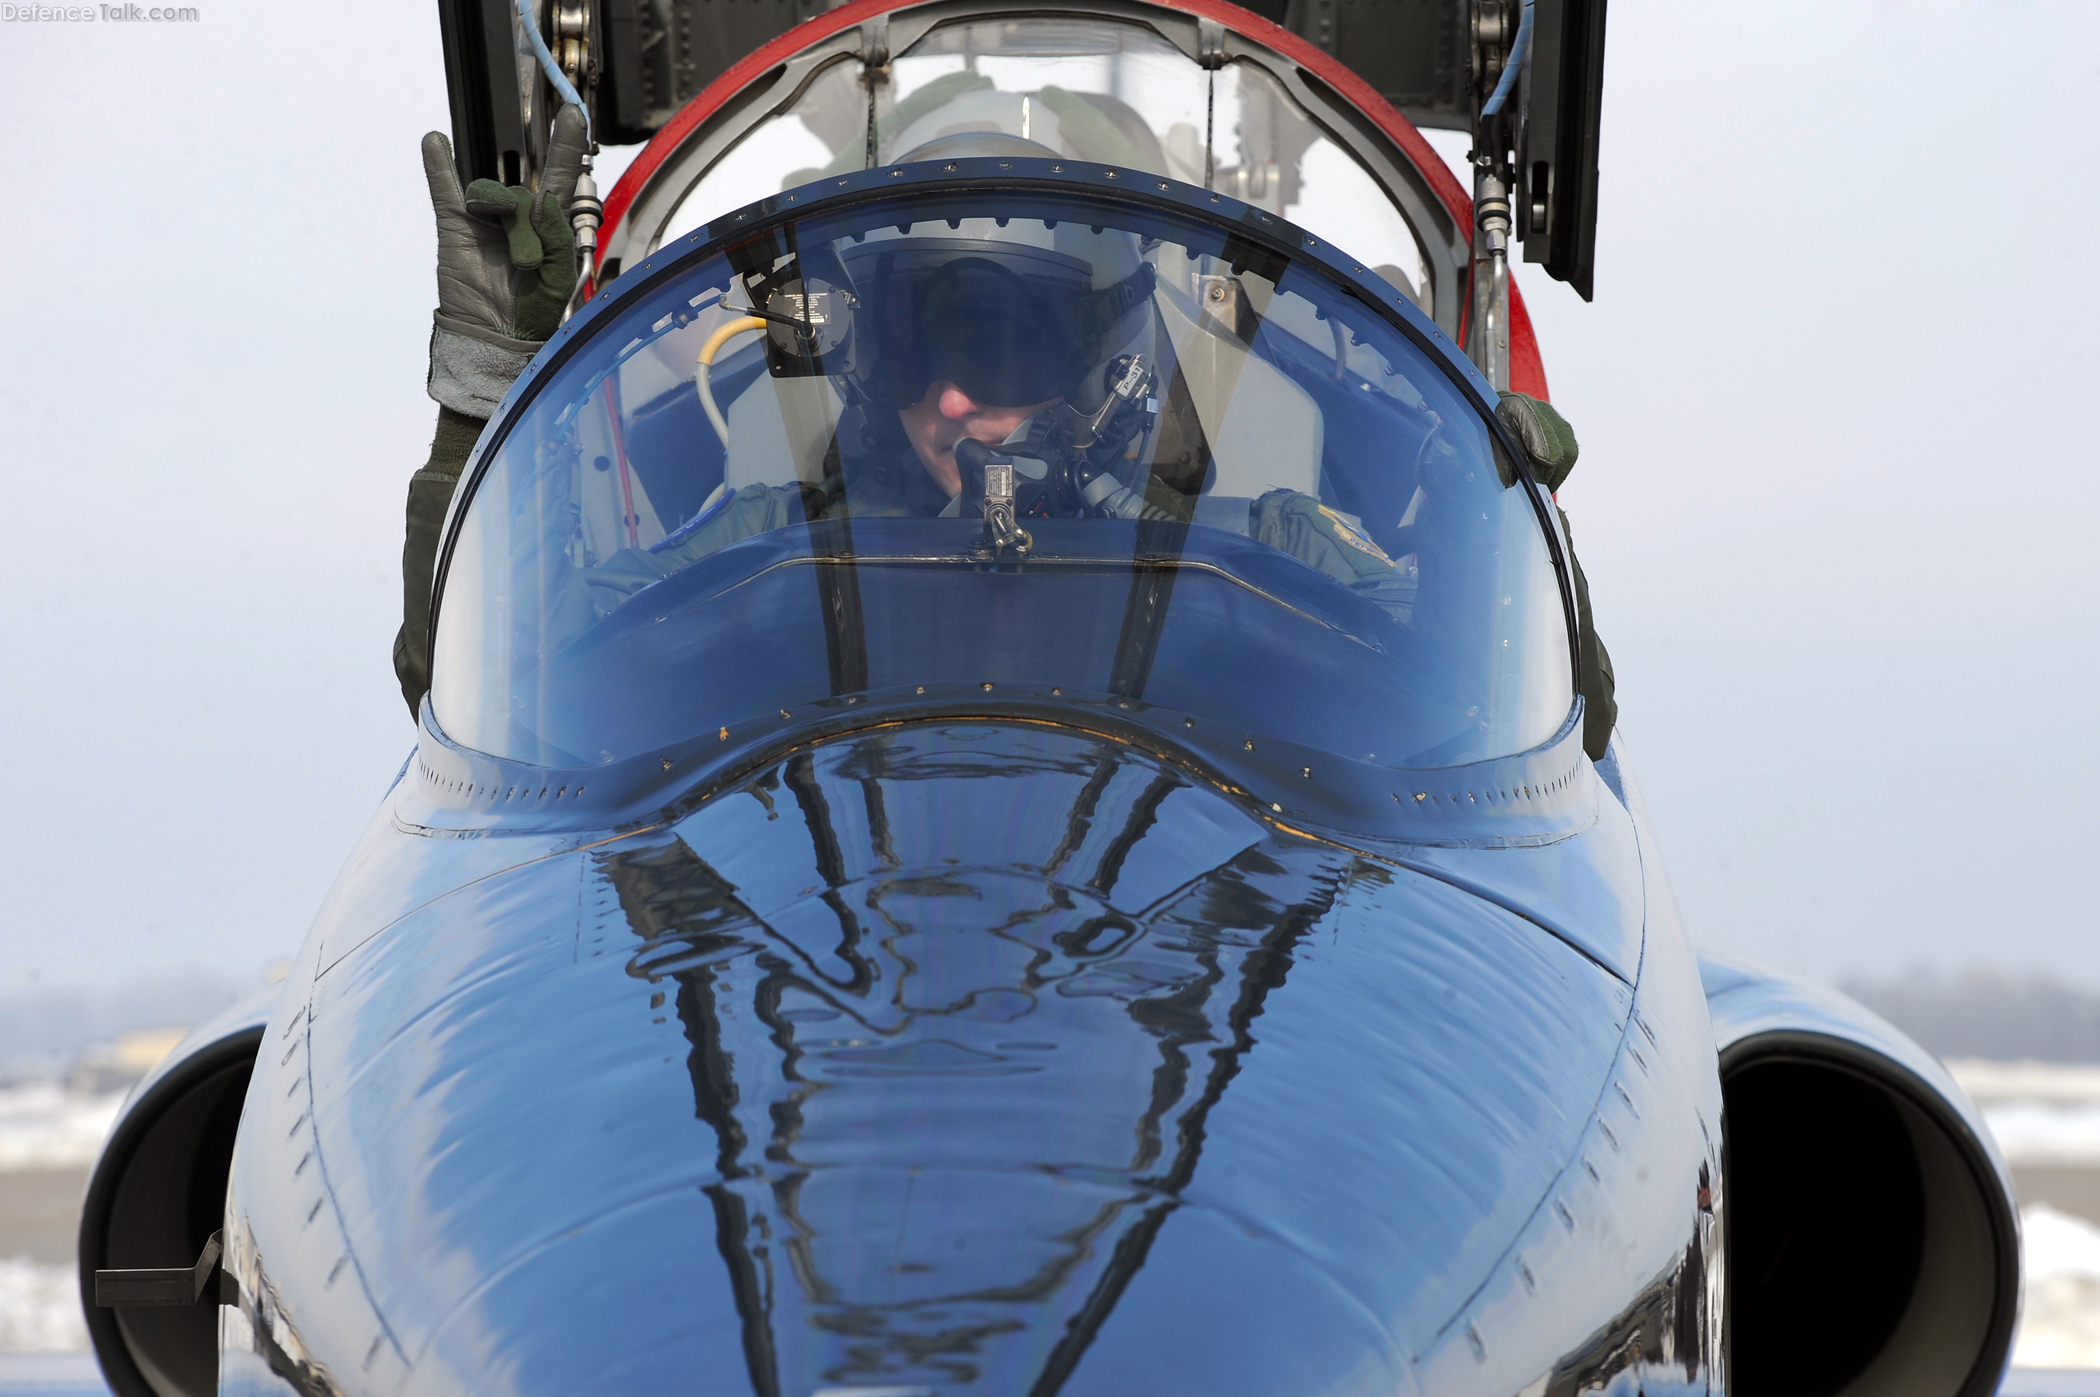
[1958,1061,2100,1168]
[0,1082,116,1354]
[1957,1059,2100,1367]
[0,1261,84,1355]
[0,1088,121,1175]
[2018,1205,2100,1367]
[1991,1106,2100,1167]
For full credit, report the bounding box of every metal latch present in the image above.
[953,440,1033,556]
[980,461,1032,555]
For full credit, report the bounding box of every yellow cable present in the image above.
[696,316,769,447]
[700,316,767,367]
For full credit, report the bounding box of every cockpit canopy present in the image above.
[602,10,1469,331]
[431,166,1572,773]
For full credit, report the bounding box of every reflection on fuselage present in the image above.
[561,719,1721,1397]
[593,726,1338,1393]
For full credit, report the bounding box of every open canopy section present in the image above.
[597,4,1474,334]
[446,0,1605,312]
[656,17,1439,314]
[431,167,1573,773]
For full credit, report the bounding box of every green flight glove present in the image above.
[460,173,579,342]
[1493,391,1616,760]
[1495,391,1579,493]
[421,104,588,417]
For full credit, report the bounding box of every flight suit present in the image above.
[393,406,482,716]
[1562,507,1617,762]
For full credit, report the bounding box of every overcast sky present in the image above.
[0,0,2094,1003]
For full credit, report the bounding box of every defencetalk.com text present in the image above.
[2,4,201,18]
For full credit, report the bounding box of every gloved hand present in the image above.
[421,104,588,418]
[1495,391,1579,493]
[1494,391,1616,760]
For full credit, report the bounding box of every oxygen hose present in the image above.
[1480,0,1534,117]
[517,0,602,302]
[517,0,588,130]
[697,317,769,447]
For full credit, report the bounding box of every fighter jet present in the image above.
[77,2,2023,1396]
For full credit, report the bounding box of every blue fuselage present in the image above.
[221,715,1721,1397]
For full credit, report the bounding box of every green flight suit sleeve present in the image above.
[392,405,485,718]
[542,483,812,651]
[1248,489,1418,622]
[1245,482,1616,763]
[1558,506,1617,762]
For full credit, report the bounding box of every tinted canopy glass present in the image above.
[432,173,1571,772]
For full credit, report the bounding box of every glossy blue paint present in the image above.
[397,685,1599,851]
[220,720,1724,1397]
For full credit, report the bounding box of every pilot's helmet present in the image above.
[836,134,1156,415]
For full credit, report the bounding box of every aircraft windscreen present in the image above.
[431,182,1571,771]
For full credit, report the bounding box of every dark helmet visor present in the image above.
[844,240,1093,409]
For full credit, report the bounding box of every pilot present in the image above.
[544,133,1423,638]
[394,118,1617,761]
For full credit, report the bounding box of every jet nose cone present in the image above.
[278,722,1631,1397]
